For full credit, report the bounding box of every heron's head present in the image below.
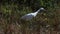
[38,7,46,13]
[39,7,46,12]
[40,7,45,10]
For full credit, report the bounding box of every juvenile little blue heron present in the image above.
[21,8,45,21]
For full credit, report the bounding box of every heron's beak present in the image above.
[44,9,46,11]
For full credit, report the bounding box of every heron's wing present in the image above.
[21,15,34,20]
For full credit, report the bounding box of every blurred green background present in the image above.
[0,0,60,34]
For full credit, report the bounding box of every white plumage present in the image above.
[21,8,45,20]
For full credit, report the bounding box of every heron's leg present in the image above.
[29,20,33,30]
[29,20,32,29]
[27,20,33,34]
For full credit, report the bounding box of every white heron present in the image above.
[21,7,45,21]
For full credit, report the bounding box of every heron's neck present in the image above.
[33,9,41,17]
[34,9,41,14]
